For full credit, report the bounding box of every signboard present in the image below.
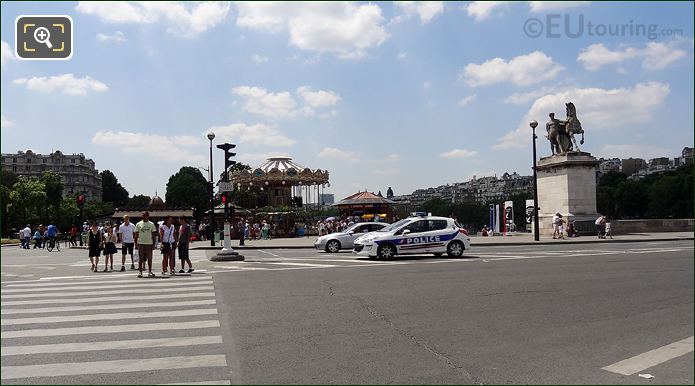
[504,201,514,233]
[525,199,534,224]
[219,181,233,192]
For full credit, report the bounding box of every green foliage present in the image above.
[165,167,208,217]
[100,170,129,206]
[42,171,64,209]
[9,177,47,226]
[128,194,151,208]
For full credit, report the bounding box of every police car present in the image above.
[352,213,470,259]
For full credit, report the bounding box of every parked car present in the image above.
[314,222,389,252]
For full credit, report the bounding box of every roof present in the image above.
[258,157,305,173]
[333,191,397,206]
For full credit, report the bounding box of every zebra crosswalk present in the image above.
[0,274,232,385]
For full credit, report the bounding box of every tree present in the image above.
[165,167,208,217]
[42,171,64,209]
[100,170,129,206]
[128,194,151,208]
[9,177,47,226]
[614,180,648,218]
[1,170,19,236]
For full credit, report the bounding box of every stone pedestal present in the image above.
[535,152,599,236]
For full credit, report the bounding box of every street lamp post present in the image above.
[207,132,216,247]
[530,120,540,241]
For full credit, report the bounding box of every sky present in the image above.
[1,1,693,202]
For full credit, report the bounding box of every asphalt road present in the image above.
[1,241,693,384]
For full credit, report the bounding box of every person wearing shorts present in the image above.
[178,216,194,273]
[119,215,136,271]
[135,211,158,278]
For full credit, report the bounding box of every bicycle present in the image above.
[46,236,60,252]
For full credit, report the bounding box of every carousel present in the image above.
[229,156,330,237]
[230,156,330,208]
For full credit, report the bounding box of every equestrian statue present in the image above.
[545,102,585,155]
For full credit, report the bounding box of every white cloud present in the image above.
[231,86,297,119]
[1,115,14,129]
[528,1,589,12]
[251,54,269,64]
[397,51,408,60]
[504,85,565,104]
[96,31,127,43]
[13,74,108,96]
[440,149,478,159]
[92,131,205,162]
[495,82,670,149]
[465,1,511,21]
[208,123,296,147]
[578,42,688,71]
[232,85,340,119]
[423,81,431,90]
[76,1,230,37]
[393,1,444,24]
[385,153,400,162]
[1,40,15,70]
[318,147,360,163]
[296,86,341,108]
[235,2,389,59]
[457,94,476,107]
[461,51,564,87]
[598,144,672,160]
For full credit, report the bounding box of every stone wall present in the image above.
[611,219,694,234]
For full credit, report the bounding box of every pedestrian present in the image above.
[238,218,245,246]
[119,215,136,271]
[159,216,176,276]
[69,224,78,247]
[178,216,194,273]
[88,222,103,272]
[262,221,270,239]
[21,224,31,249]
[32,228,43,249]
[595,215,606,239]
[604,217,613,239]
[135,211,158,278]
[102,226,118,272]
[567,220,578,238]
[552,213,560,239]
[481,226,488,237]
[556,214,566,239]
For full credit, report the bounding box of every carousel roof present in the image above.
[258,157,305,173]
[333,191,396,206]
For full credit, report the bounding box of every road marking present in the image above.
[2,320,221,338]
[262,262,337,268]
[1,308,218,325]
[258,250,281,257]
[159,381,231,385]
[1,292,215,306]
[275,257,375,263]
[213,265,270,271]
[1,299,217,315]
[3,276,210,288]
[1,277,212,293]
[1,354,228,380]
[1,335,223,356]
[602,336,694,375]
[2,285,214,299]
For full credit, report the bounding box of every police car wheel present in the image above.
[326,240,341,253]
[447,241,464,257]
[377,244,396,260]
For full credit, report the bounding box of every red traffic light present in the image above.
[77,195,85,205]
[221,194,227,204]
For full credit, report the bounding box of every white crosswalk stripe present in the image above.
[1,275,230,385]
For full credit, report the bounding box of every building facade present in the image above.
[2,150,103,202]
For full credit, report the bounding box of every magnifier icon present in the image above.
[33,27,53,49]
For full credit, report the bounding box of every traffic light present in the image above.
[76,195,85,208]
[221,192,228,204]
[216,143,237,174]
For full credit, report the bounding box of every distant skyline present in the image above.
[2,1,693,201]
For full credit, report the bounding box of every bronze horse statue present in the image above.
[546,102,584,155]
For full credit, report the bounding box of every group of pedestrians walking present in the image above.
[87,212,194,277]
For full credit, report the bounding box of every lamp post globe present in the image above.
[207,132,215,141]
[530,120,538,129]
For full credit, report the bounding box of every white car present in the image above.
[353,214,470,259]
[314,222,389,253]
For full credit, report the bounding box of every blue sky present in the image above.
[1,1,693,202]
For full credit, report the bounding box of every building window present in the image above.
[71,159,75,164]
[26,158,32,163]
[43,159,47,163]
[12,157,16,163]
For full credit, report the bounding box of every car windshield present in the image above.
[378,219,410,232]
[342,223,360,233]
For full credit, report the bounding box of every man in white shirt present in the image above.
[119,215,136,271]
[21,224,31,249]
